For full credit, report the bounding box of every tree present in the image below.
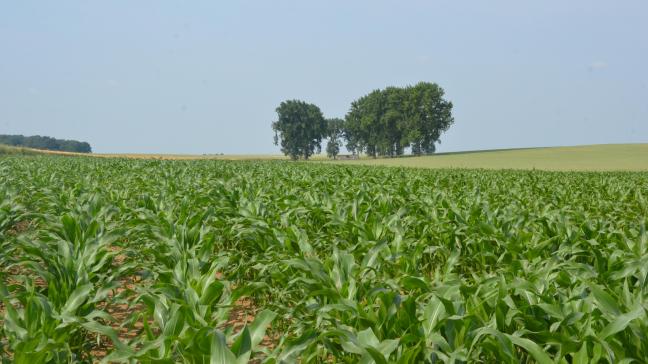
[325,118,344,159]
[344,90,383,158]
[404,82,454,155]
[272,100,327,160]
[343,82,454,157]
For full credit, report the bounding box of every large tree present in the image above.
[404,82,454,155]
[272,100,327,160]
[343,82,453,157]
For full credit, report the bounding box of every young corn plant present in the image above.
[106,208,277,362]
[1,203,129,362]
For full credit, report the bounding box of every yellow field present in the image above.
[332,144,648,171]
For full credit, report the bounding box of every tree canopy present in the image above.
[272,100,327,160]
[344,82,454,157]
[0,134,92,153]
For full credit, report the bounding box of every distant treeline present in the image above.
[0,134,92,153]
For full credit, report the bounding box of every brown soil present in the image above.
[89,247,148,360]
[227,295,281,347]
[88,274,147,361]
[4,264,47,288]
[6,220,32,236]
[88,290,279,361]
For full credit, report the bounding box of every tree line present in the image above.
[0,134,92,153]
[272,82,454,160]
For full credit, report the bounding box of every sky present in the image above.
[1,1,647,154]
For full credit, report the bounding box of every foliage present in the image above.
[345,82,454,157]
[1,156,647,363]
[0,135,92,153]
[272,100,327,160]
[326,118,345,160]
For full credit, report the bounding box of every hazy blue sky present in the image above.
[1,1,647,154]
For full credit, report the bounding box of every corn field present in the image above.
[1,156,647,363]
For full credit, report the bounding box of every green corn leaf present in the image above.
[210,330,238,364]
[357,328,380,348]
[376,339,400,358]
[59,283,92,317]
[598,305,644,340]
[572,342,588,364]
[589,284,621,316]
[231,326,252,357]
[505,334,553,364]
[423,296,446,336]
[199,280,225,305]
[277,329,318,361]
[364,346,388,364]
[81,320,131,353]
[249,309,277,348]
[400,276,429,291]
